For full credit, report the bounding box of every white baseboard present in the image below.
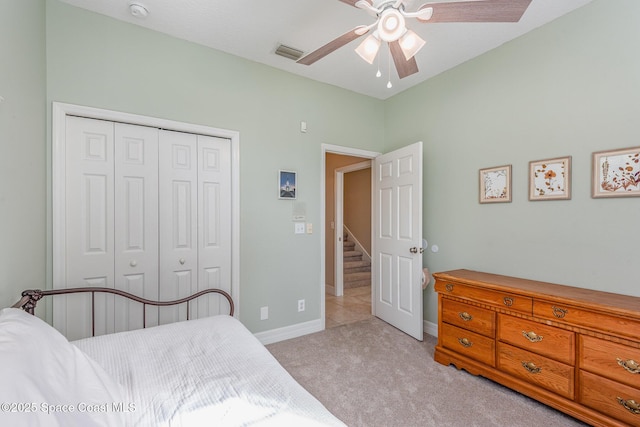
[255,319,323,345]
[256,318,436,346]
[424,319,437,338]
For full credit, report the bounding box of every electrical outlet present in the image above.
[260,306,268,320]
[297,299,305,312]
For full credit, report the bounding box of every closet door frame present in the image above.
[52,102,241,328]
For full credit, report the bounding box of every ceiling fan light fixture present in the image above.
[399,30,426,60]
[378,8,405,42]
[355,34,381,64]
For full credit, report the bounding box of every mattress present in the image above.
[73,315,345,427]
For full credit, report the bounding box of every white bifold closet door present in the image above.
[59,116,231,340]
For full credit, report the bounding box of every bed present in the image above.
[1,288,346,427]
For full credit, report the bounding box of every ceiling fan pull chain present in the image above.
[387,43,392,88]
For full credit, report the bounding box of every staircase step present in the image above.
[344,260,371,274]
[344,271,371,289]
[343,241,355,250]
[343,250,363,260]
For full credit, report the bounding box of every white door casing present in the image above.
[372,141,423,341]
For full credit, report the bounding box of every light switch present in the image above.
[306,223,313,234]
[294,222,305,234]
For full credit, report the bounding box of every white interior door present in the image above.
[196,135,232,318]
[54,104,239,339]
[62,116,115,340]
[158,130,198,324]
[372,141,423,341]
[114,123,159,330]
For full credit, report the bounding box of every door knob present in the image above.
[129,260,138,267]
[410,247,418,254]
[179,258,186,265]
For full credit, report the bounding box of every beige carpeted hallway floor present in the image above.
[267,317,589,427]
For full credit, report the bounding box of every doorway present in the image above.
[322,145,379,329]
[321,142,424,340]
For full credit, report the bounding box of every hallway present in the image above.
[325,286,372,328]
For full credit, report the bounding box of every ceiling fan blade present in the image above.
[297,27,367,66]
[417,0,532,23]
[389,40,419,79]
[339,0,373,8]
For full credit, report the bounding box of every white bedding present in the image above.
[73,315,345,427]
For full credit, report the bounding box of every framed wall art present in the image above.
[479,165,511,203]
[529,156,571,201]
[278,170,297,200]
[592,146,640,198]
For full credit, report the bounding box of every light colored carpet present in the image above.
[267,317,589,427]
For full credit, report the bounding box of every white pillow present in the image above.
[0,308,126,427]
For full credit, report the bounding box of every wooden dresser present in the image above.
[433,269,640,427]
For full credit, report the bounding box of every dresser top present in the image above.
[433,269,640,320]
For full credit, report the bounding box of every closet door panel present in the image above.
[196,136,232,317]
[61,116,115,340]
[114,123,159,331]
[159,130,198,324]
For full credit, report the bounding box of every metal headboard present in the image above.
[12,287,234,336]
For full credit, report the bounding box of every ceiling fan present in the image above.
[297,0,533,82]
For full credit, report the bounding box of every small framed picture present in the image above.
[278,170,297,200]
[479,165,511,203]
[529,156,571,201]
[592,146,640,198]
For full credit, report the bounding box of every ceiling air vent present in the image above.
[275,44,304,61]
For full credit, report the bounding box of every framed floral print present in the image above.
[592,146,640,198]
[529,156,571,201]
[479,165,511,203]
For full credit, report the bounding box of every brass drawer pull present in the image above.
[457,337,472,348]
[503,297,514,307]
[459,312,473,322]
[551,306,568,319]
[445,284,454,292]
[521,361,542,374]
[522,331,543,343]
[616,397,640,415]
[617,358,640,374]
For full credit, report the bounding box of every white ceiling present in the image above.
[58,0,593,100]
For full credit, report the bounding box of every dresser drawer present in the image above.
[441,323,495,367]
[534,300,640,342]
[579,370,640,426]
[442,298,495,338]
[580,335,640,389]
[435,281,532,315]
[498,314,575,365]
[497,342,574,399]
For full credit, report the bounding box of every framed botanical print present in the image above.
[592,146,640,198]
[529,156,571,201]
[479,165,511,203]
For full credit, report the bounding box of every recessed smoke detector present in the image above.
[129,2,149,18]
[275,44,304,61]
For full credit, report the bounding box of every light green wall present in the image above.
[384,0,640,325]
[2,0,637,335]
[44,0,385,332]
[0,0,46,312]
